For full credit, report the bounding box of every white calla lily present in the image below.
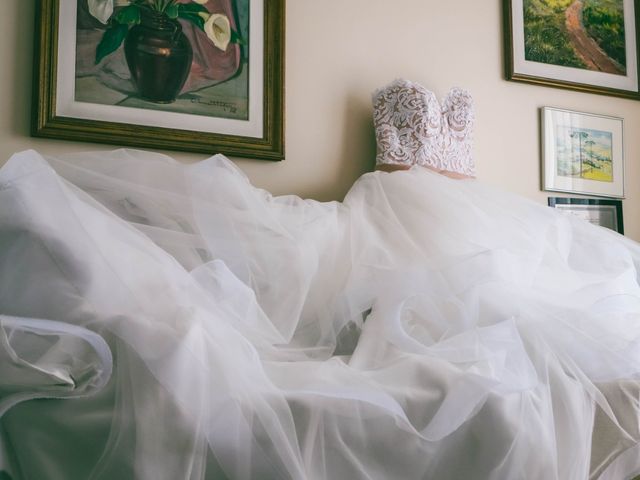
[87,0,114,24]
[204,14,231,52]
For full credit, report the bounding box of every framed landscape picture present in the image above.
[542,107,624,198]
[33,0,285,160]
[504,0,640,99]
[548,197,624,233]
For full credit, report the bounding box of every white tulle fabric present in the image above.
[373,79,476,176]
[1,149,639,480]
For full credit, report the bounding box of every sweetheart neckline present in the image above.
[372,78,471,108]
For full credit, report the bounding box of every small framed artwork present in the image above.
[504,0,640,100]
[548,197,624,234]
[541,107,624,198]
[32,0,285,160]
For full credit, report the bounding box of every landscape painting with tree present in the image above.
[505,0,640,99]
[554,126,613,182]
[542,107,624,198]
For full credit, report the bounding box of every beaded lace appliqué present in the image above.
[373,79,475,177]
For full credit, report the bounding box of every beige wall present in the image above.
[2,1,639,238]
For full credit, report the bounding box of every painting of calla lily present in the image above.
[33,0,285,160]
[89,0,244,64]
[74,0,249,112]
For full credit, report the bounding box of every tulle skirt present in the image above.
[0,149,639,480]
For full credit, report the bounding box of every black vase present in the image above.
[124,10,193,103]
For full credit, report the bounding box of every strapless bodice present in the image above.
[373,79,475,177]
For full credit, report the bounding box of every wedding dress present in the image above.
[1,80,640,480]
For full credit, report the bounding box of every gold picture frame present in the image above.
[504,0,640,100]
[32,0,285,160]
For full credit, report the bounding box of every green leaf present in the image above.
[178,3,209,14]
[95,23,129,64]
[177,11,205,31]
[231,30,246,46]
[115,4,141,25]
[165,3,179,19]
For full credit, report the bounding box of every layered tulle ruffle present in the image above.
[0,149,639,479]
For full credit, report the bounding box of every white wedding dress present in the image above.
[1,81,640,480]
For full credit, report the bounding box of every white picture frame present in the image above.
[542,107,624,198]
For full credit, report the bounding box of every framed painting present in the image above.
[548,197,624,233]
[542,107,624,198]
[504,0,640,100]
[33,0,285,160]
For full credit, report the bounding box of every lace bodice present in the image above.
[373,79,475,177]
